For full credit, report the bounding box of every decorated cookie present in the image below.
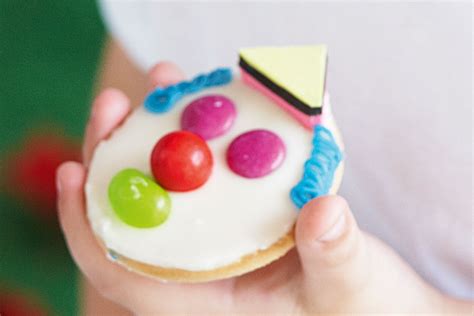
[85,45,344,283]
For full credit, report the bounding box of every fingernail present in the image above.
[56,163,68,194]
[318,213,346,242]
[90,105,96,119]
[56,170,62,194]
[90,100,100,120]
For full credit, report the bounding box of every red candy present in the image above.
[150,131,213,191]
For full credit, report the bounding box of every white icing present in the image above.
[86,77,317,271]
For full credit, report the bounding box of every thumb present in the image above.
[295,195,369,308]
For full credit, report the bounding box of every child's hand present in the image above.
[56,62,471,315]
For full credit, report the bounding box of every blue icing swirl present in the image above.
[291,125,343,209]
[144,68,233,113]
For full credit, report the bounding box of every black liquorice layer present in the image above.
[239,57,323,116]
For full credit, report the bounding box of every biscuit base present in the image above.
[98,121,344,283]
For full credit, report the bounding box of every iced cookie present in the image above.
[85,45,344,282]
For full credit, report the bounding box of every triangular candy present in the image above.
[239,45,327,124]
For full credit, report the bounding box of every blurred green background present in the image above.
[1,0,105,314]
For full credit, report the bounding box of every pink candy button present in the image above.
[181,95,236,140]
[227,129,286,178]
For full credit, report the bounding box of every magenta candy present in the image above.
[227,129,286,178]
[181,95,236,140]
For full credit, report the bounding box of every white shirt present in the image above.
[99,1,473,300]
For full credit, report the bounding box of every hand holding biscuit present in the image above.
[57,62,470,314]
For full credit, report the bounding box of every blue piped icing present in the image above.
[291,125,343,209]
[144,68,233,113]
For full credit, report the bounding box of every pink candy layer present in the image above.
[240,69,324,130]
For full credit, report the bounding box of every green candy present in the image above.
[108,168,171,228]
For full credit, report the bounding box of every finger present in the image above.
[295,195,369,308]
[147,61,186,91]
[81,278,132,316]
[82,88,130,166]
[56,162,230,312]
[56,162,140,297]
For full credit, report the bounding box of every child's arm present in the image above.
[95,37,148,108]
[58,47,472,314]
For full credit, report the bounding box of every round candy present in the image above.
[150,131,213,191]
[227,129,286,178]
[181,95,236,140]
[108,168,171,228]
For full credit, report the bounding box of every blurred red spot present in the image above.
[2,133,80,219]
[0,292,47,316]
